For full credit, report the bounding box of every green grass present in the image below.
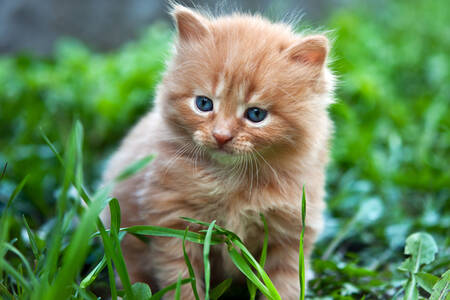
[0,0,449,298]
[0,122,448,299]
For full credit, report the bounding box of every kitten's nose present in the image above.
[213,131,233,147]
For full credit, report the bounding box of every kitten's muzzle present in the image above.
[212,131,233,147]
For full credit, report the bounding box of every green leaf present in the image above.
[403,276,418,300]
[115,155,155,181]
[204,220,216,300]
[404,232,438,273]
[416,272,439,294]
[210,278,232,300]
[430,270,450,300]
[124,283,152,300]
[399,258,415,273]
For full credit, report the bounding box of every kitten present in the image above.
[102,5,335,300]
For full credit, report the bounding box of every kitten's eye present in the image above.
[195,96,213,112]
[245,107,268,123]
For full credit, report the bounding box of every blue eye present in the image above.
[195,96,213,112]
[245,107,268,123]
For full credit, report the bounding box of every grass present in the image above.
[0,122,448,299]
[0,0,449,298]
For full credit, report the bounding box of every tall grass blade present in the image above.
[1,243,37,286]
[259,214,269,268]
[203,220,216,300]
[121,225,223,245]
[0,162,7,181]
[40,126,77,285]
[6,175,29,209]
[210,278,232,300]
[0,259,31,292]
[227,244,272,296]
[41,187,111,300]
[150,278,192,300]
[248,214,269,300]
[183,227,200,300]
[115,155,155,182]
[97,197,134,299]
[233,240,280,300]
[80,255,107,288]
[22,215,40,261]
[299,186,306,300]
[174,273,182,300]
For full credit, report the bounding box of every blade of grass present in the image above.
[120,225,224,245]
[0,212,11,276]
[299,186,306,300]
[96,201,134,299]
[105,250,118,300]
[204,220,216,300]
[248,214,269,300]
[6,174,29,209]
[181,217,241,241]
[0,162,7,181]
[210,278,232,300]
[41,186,112,300]
[0,259,31,292]
[259,214,269,267]
[22,215,40,261]
[150,278,192,300]
[40,128,64,165]
[107,197,135,299]
[41,126,77,284]
[227,245,271,298]
[247,279,257,300]
[115,155,155,182]
[1,243,37,286]
[174,273,182,300]
[41,125,131,299]
[233,240,281,300]
[80,255,107,289]
[183,227,200,300]
[74,121,84,197]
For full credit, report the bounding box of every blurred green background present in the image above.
[0,0,449,297]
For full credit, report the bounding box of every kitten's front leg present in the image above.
[150,236,205,300]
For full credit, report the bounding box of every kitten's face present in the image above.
[161,7,334,162]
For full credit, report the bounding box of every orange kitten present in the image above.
[102,5,335,299]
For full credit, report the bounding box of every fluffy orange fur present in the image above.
[102,5,335,299]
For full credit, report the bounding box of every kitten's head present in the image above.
[158,6,334,163]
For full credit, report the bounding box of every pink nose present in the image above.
[213,132,233,147]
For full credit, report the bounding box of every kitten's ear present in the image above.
[286,35,329,70]
[171,5,210,42]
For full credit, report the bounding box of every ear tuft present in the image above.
[171,5,210,42]
[286,35,329,67]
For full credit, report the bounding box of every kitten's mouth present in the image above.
[209,148,239,165]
